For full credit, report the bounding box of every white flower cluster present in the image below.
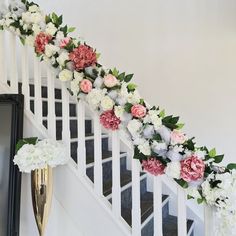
[13,139,69,173]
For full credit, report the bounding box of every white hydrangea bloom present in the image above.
[70,77,80,96]
[59,69,73,81]
[186,187,201,199]
[143,125,154,139]
[114,106,124,119]
[100,96,114,111]
[86,88,106,109]
[138,140,151,155]
[165,161,181,179]
[152,141,167,155]
[127,90,141,104]
[127,119,142,137]
[45,44,60,58]
[57,51,69,67]
[156,125,171,144]
[25,35,35,46]
[28,5,40,13]
[45,22,57,35]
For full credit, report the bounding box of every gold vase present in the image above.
[31,166,53,236]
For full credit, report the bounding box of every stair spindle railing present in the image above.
[0,31,7,85]
[177,186,187,235]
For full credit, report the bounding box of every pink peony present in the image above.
[69,45,97,71]
[142,157,165,176]
[34,32,52,54]
[100,110,121,130]
[180,155,205,182]
[103,74,118,88]
[131,104,147,118]
[60,37,71,48]
[170,129,187,145]
[80,79,92,93]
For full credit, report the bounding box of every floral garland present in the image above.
[1,1,236,234]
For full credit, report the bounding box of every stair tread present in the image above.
[86,151,126,165]
[121,192,169,226]
[163,215,194,235]
[103,170,145,197]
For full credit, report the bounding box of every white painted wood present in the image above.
[178,186,187,236]
[204,205,214,236]
[61,83,71,157]
[33,57,42,124]
[93,114,103,196]
[77,101,86,176]
[46,68,56,139]
[21,45,30,110]
[0,31,7,85]
[132,158,141,236]
[154,176,163,236]
[9,33,18,93]
[112,131,121,218]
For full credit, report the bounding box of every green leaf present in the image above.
[124,103,133,113]
[159,109,165,118]
[68,27,76,33]
[127,83,137,92]
[185,138,195,151]
[139,99,145,105]
[45,15,51,24]
[117,72,125,81]
[51,12,58,24]
[209,148,216,158]
[175,179,188,189]
[133,146,147,160]
[124,74,134,83]
[16,137,38,152]
[112,68,119,77]
[153,133,162,141]
[176,123,184,129]
[214,154,224,163]
[20,37,25,45]
[227,163,236,170]
[197,198,204,204]
[57,15,63,26]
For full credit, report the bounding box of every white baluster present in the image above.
[34,57,42,124]
[112,131,121,218]
[21,45,30,110]
[93,114,103,196]
[178,186,187,236]
[46,68,56,139]
[204,205,214,236]
[62,84,71,157]
[132,158,141,236]
[0,31,7,85]
[77,101,86,176]
[154,176,163,236]
[10,33,18,93]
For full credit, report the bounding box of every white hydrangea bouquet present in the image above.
[14,137,69,173]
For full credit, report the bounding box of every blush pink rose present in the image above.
[170,129,187,145]
[142,157,165,176]
[80,79,92,93]
[131,104,147,118]
[60,37,71,48]
[180,155,205,182]
[100,110,121,130]
[34,32,52,54]
[103,74,118,88]
[69,45,97,71]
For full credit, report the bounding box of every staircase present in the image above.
[0,9,214,236]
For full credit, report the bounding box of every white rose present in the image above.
[45,44,60,58]
[165,161,181,179]
[22,12,31,23]
[31,12,43,24]
[59,69,73,82]
[86,89,106,109]
[45,22,57,36]
[28,5,40,13]
[74,71,84,81]
[127,119,142,137]
[127,90,141,104]
[149,110,162,129]
[57,51,69,67]
[114,106,124,118]
[56,31,64,40]
[138,141,151,155]
[100,96,114,111]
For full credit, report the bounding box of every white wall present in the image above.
[35,0,236,164]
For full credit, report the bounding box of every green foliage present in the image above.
[124,74,133,82]
[159,109,165,118]
[162,115,179,130]
[127,83,137,92]
[16,137,38,152]
[124,103,133,113]
[133,146,147,160]
[227,163,236,170]
[175,179,188,189]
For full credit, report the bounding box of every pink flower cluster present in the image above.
[69,45,97,71]
[142,157,165,176]
[180,155,205,182]
[80,79,92,93]
[131,104,147,118]
[100,110,121,130]
[170,129,187,145]
[34,32,52,54]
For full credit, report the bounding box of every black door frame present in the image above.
[0,94,24,236]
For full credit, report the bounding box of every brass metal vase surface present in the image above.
[31,166,53,236]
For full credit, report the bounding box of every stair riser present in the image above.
[86,156,127,183]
